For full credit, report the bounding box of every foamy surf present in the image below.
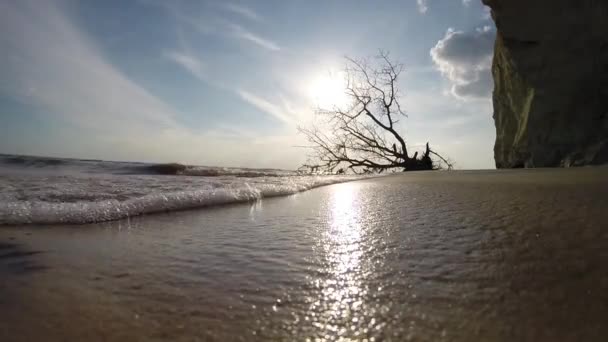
[0,154,371,225]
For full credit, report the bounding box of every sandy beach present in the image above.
[1,168,608,341]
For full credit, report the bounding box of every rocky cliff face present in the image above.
[483,0,608,167]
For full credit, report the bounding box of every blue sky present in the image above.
[0,0,496,169]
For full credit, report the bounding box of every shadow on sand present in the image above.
[0,241,49,275]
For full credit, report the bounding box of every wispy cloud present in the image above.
[221,3,262,22]
[229,23,281,51]
[238,31,281,51]
[0,1,179,133]
[163,50,206,80]
[417,0,473,14]
[237,90,293,123]
[417,0,428,13]
[0,0,304,167]
[163,40,289,126]
[146,1,280,53]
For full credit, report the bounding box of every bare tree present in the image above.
[299,51,453,174]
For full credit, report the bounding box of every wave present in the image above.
[0,175,368,225]
[136,163,293,177]
[0,154,371,225]
[1,155,67,167]
[0,155,294,177]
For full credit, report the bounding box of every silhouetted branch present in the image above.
[299,51,453,174]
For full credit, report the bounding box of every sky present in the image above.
[0,0,496,169]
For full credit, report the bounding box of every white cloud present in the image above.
[237,90,294,123]
[221,3,262,22]
[418,0,476,14]
[482,6,492,20]
[430,26,495,100]
[164,50,206,80]
[163,51,298,126]
[417,0,428,13]
[229,24,281,51]
[142,1,279,52]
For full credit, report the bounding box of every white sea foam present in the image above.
[0,155,371,225]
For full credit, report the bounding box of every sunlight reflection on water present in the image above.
[5,169,608,341]
[307,182,376,340]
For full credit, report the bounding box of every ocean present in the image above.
[1,159,607,340]
[0,154,368,225]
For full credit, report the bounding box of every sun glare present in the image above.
[307,72,348,109]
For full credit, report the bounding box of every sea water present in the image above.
[1,168,607,341]
[0,154,368,225]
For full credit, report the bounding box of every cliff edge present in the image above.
[483,0,608,167]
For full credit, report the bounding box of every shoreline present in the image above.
[1,167,608,341]
[3,166,607,227]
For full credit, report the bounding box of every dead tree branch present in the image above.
[299,51,453,174]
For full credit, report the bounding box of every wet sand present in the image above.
[1,168,608,341]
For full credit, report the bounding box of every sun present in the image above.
[307,71,348,109]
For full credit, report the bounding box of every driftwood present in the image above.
[299,51,453,174]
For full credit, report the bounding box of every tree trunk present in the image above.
[402,143,433,171]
